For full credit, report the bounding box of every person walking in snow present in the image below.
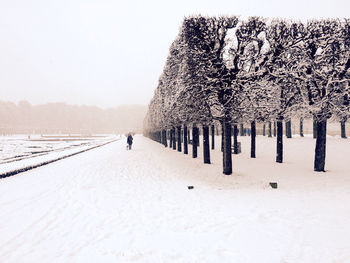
[127,133,133,150]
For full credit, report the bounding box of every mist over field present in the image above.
[0,101,147,134]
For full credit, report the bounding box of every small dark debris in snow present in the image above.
[269,182,278,189]
[188,186,194,190]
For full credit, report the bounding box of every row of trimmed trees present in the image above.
[144,16,350,175]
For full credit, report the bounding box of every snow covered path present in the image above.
[1,135,350,263]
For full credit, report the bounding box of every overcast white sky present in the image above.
[0,0,349,108]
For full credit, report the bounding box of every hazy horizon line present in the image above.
[0,99,148,110]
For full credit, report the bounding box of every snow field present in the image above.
[0,135,118,177]
[0,134,350,262]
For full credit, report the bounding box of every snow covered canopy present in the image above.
[144,16,350,134]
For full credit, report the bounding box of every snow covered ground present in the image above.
[0,134,350,263]
[0,135,118,176]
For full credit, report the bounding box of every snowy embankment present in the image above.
[0,136,118,178]
[0,134,350,263]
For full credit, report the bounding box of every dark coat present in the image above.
[127,135,133,145]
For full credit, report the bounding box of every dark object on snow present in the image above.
[269,182,278,189]
[127,133,133,150]
[188,186,194,189]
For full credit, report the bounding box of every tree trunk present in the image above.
[313,117,317,139]
[155,131,159,143]
[233,124,238,154]
[251,121,256,158]
[299,118,304,137]
[314,120,327,172]
[341,120,347,138]
[177,126,181,152]
[263,124,266,136]
[197,128,200,146]
[221,120,224,152]
[203,125,210,164]
[165,130,168,147]
[273,121,276,137]
[184,125,188,154]
[163,130,168,147]
[285,120,292,138]
[268,121,272,137]
[169,129,173,148]
[211,125,215,150]
[276,120,283,163]
[192,126,198,158]
[222,119,232,175]
[240,123,244,136]
[172,128,176,150]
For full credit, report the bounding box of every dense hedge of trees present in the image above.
[144,16,350,174]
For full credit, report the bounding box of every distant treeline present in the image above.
[0,101,147,134]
